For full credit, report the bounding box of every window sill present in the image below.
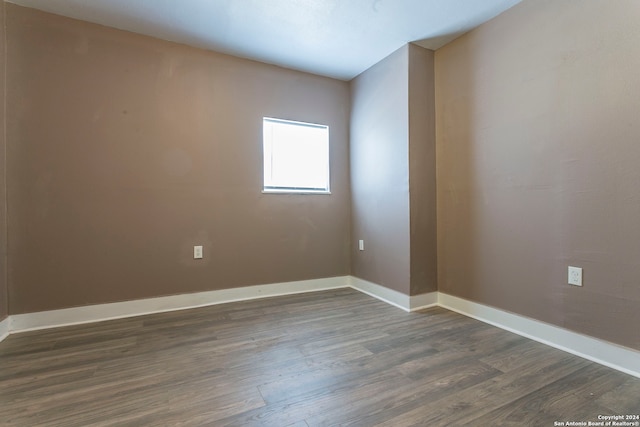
[262,189,331,195]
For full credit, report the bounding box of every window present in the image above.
[262,117,330,193]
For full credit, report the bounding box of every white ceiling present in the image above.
[7,0,522,80]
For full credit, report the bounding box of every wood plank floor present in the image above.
[1,289,638,426]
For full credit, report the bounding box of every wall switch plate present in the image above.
[358,240,364,251]
[568,266,582,286]
[194,245,203,259]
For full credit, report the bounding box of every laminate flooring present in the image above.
[0,288,638,426]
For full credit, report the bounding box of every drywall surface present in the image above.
[0,1,7,320]
[6,5,351,313]
[436,0,640,350]
[350,46,411,294]
[408,44,437,295]
[350,44,437,297]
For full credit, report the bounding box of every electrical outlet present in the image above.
[358,240,364,251]
[568,266,582,286]
[194,245,203,259]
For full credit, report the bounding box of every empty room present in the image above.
[0,0,639,425]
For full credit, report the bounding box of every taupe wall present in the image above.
[436,0,640,350]
[0,1,7,320]
[6,5,351,314]
[350,46,411,294]
[408,44,437,295]
[350,44,436,296]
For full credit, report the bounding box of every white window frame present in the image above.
[262,117,331,194]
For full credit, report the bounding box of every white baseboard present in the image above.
[348,276,437,312]
[410,292,439,311]
[0,316,9,343]
[10,276,350,333]
[438,292,640,379]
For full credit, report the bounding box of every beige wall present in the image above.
[6,5,351,314]
[350,46,411,294]
[0,1,7,320]
[408,44,437,295]
[436,0,640,350]
[350,44,436,296]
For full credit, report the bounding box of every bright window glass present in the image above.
[263,117,330,193]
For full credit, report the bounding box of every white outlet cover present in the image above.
[358,240,364,251]
[194,245,203,259]
[568,266,582,286]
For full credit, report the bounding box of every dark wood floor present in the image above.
[0,289,638,426]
